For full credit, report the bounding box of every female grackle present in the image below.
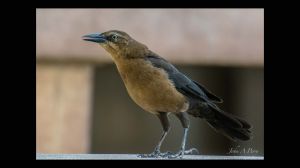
[83,30,252,158]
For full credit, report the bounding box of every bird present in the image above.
[82,30,252,158]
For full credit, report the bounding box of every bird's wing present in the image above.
[146,55,222,103]
[191,80,223,103]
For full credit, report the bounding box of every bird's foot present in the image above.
[138,149,165,158]
[184,148,199,155]
[161,148,199,159]
[138,148,199,159]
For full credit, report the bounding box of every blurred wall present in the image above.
[37,9,263,66]
[36,63,92,153]
[36,9,264,154]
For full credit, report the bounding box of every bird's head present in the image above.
[83,30,148,59]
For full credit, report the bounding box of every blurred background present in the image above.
[36,9,264,156]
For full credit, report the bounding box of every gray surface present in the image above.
[36,153,264,160]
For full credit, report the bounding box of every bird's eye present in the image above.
[111,34,118,41]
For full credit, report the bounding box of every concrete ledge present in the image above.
[36,153,264,160]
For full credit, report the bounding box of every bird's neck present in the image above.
[111,40,149,60]
[107,40,154,75]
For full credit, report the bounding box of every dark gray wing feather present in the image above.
[146,55,222,103]
[192,80,223,103]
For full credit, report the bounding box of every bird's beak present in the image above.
[82,33,107,43]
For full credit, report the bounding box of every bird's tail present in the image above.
[195,103,252,141]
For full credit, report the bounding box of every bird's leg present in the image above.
[179,128,188,157]
[160,128,199,159]
[138,112,170,158]
[173,128,198,157]
[138,130,168,158]
[163,112,199,159]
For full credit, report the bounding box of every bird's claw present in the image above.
[162,148,199,159]
[138,148,199,159]
[137,150,178,158]
[138,150,164,158]
[184,148,199,155]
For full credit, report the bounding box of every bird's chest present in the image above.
[116,60,188,114]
